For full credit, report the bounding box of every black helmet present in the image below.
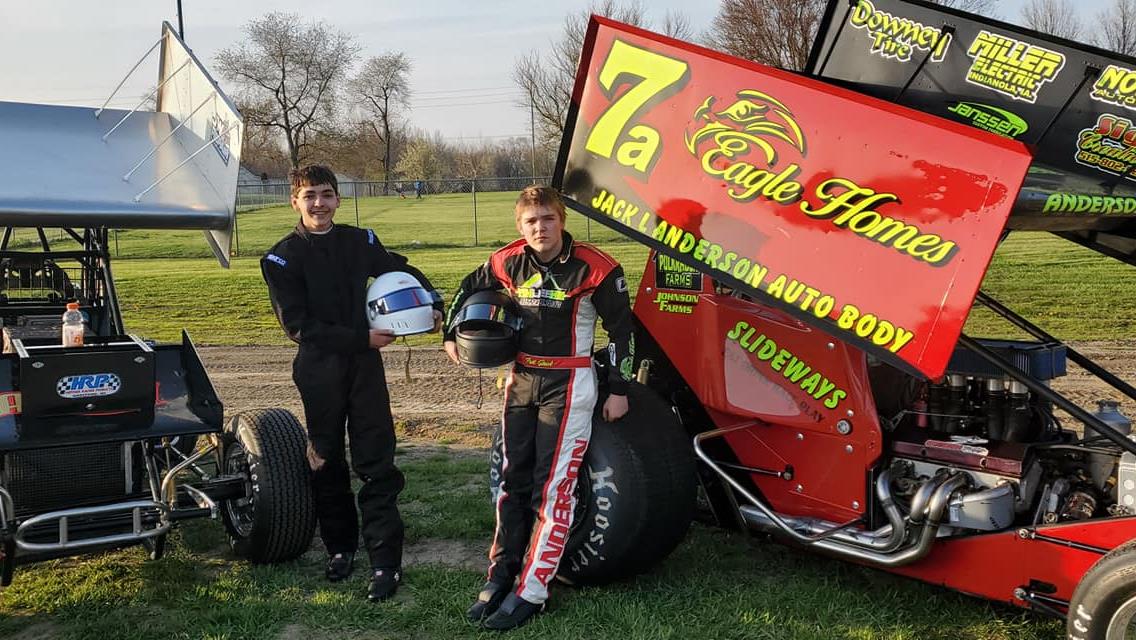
[451,290,523,368]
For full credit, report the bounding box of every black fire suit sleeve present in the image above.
[593,265,634,396]
[442,260,504,341]
[261,255,368,353]
[365,234,445,313]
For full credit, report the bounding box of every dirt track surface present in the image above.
[1043,341,1136,427]
[200,345,505,447]
[199,341,1136,441]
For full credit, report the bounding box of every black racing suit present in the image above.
[262,222,441,569]
[444,231,634,604]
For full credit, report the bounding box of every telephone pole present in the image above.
[529,87,537,184]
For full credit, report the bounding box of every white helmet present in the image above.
[366,271,439,336]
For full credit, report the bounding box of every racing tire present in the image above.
[1068,540,1136,640]
[488,382,696,585]
[221,409,316,564]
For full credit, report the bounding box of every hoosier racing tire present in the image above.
[488,382,696,585]
[221,409,316,564]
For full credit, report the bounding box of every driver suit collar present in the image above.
[525,230,573,267]
[295,221,336,240]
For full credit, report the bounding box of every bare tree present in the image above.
[1021,0,1083,39]
[305,122,395,180]
[238,121,291,179]
[350,53,412,188]
[662,10,695,40]
[935,0,1000,17]
[454,145,495,180]
[513,1,650,149]
[1097,0,1136,54]
[704,0,998,71]
[215,12,359,169]
[704,0,826,70]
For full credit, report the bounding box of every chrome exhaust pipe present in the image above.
[908,470,948,524]
[872,470,913,553]
[739,471,969,568]
[738,469,914,553]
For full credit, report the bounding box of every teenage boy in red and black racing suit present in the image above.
[443,186,634,631]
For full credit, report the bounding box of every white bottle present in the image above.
[62,302,84,347]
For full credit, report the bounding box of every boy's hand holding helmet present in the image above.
[447,291,524,368]
[366,271,443,342]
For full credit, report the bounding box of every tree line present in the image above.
[219,0,1136,181]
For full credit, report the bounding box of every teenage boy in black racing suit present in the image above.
[262,165,442,602]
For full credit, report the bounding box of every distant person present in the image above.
[261,164,443,603]
[443,185,634,631]
[414,180,423,199]
[395,183,406,199]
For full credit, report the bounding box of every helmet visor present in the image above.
[452,301,523,333]
[369,287,440,316]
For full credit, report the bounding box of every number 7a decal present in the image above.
[584,40,690,174]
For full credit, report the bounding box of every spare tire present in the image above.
[221,409,316,564]
[488,381,696,584]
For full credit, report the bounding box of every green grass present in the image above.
[0,448,1061,640]
[99,192,631,260]
[398,451,494,542]
[112,243,654,346]
[966,233,1136,340]
[8,190,1132,344]
[106,230,1136,346]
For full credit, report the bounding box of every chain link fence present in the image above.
[236,176,552,212]
[42,175,623,259]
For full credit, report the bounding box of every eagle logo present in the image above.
[684,90,806,166]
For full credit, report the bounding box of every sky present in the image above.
[0,0,1120,144]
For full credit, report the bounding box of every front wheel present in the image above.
[221,409,316,564]
[1068,540,1136,640]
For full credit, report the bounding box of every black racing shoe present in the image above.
[465,581,512,623]
[367,567,402,602]
[325,552,355,582]
[481,592,545,631]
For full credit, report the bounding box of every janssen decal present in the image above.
[947,101,1029,138]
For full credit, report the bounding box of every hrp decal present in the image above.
[57,373,122,399]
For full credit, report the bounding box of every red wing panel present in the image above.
[554,16,1033,379]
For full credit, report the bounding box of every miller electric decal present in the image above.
[555,16,1033,378]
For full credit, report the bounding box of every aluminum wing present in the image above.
[0,22,242,266]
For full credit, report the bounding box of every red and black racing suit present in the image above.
[444,231,634,604]
[262,223,441,570]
